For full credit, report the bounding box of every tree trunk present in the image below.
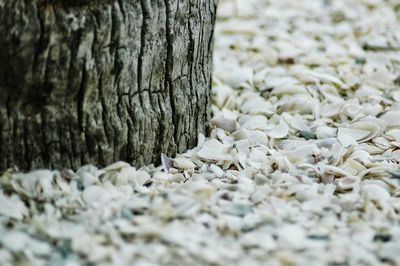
[0,0,217,170]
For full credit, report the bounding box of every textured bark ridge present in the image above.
[0,0,217,170]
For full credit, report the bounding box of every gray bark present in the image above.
[0,0,217,170]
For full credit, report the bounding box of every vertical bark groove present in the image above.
[164,0,177,149]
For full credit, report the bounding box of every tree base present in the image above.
[0,0,217,170]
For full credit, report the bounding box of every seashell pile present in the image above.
[1,0,400,265]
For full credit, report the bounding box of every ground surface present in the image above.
[1,0,400,265]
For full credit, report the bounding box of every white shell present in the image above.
[337,128,358,147]
[316,126,337,139]
[102,161,130,172]
[0,231,29,252]
[361,184,390,202]
[0,193,28,220]
[77,165,100,188]
[272,85,308,97]
[211,108,239,132]
[283,113,310,131]
[173,157,196,170]
[239,115,270,130]
[128,170,151,188]
[82,186,112,207]
[380,111,400,128]
[250,188,267,203]
[209,164,224,177]
[197,139,233,161]
[224,67,253,89]
[277,225,306,249]
[241,96,274,116]
[379,242,400,263]
[266,121,289,139]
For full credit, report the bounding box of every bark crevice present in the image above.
[164,0,177,151]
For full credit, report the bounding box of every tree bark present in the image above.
[0,0,217,170]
